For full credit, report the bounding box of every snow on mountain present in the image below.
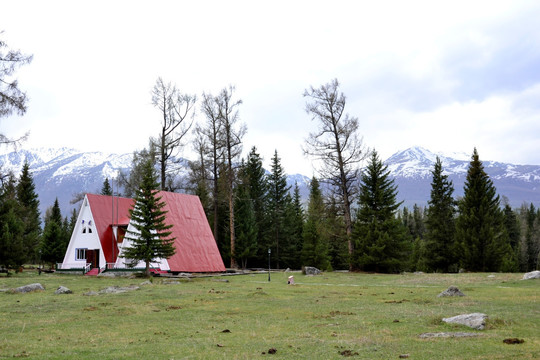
[386,146,540,208]
[1,146,539,217]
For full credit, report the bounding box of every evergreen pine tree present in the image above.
[41,198,66,268]
[424,157,457,272]
[500,203,520,272]
[101,177,113,196]
[455,148,508,271]
[326,194,348,270]
[352,151,409,273]
[243,147,268,267]
[16,161,41,263]
[301,177,332,271]
[265,150,291,269]
[121,158,176,276]
[286,182,305,269]
[234,178,258,269]
[0,175,26,269]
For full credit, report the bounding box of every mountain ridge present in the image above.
[1,146,539,216]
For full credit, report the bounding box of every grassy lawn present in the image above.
[0,271,538,359]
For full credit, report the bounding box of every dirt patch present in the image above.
[339,349,359,356]
[503,338,524,344]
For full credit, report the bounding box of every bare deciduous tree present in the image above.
[0,32,32,147]
[303,78,368,270]
[198,92,224,241]
[151,77,196,191]
[216,85,246,269]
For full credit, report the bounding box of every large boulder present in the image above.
[303,266,321,275]
[437,286,466,297]
[442,313,487,330]
[13,283,45,293]
[522,270,540,280]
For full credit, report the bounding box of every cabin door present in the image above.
[86,249,100,269]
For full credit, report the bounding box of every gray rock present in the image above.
[13,283,45,293]
[98,285,140,294]
[419,332,481,339]
[437,286,466,297]
[55,286,72,294]
[522,270,540,280]
[303,266,321,275]
[442,313,487,330]
[140,280,153,286]
[83,291,99,296]
[487,274,496,278]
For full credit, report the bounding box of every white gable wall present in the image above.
[61,195,105,268]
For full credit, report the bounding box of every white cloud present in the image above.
[1,0,540,174]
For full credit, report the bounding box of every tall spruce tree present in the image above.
[41,198,67,268]
[352,151,409,273]
[121,158,176,277]
[0,174,25,269]
[233,173,258,269]
[455,148,508,271]
[16,161,41,263]
[285,182,305,269]
[243,147,268,267]
[266,150,291,269]
[301,177,331,270]
[326,194,348,270]
[424,157,457,272]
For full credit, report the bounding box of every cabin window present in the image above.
[76,248,87,261]
[82,227,87,233]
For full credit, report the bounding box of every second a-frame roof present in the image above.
[155,191,226,272]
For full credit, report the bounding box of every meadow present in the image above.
[0,271,538,359]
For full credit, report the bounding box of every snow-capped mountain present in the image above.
[0,148,133,215]
[387,147,540,208]
[1,146,539,217]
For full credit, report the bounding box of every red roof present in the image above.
[157,191,226,272]
[87,192,225,272]
[86,194,135,264]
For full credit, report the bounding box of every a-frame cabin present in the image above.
[60,191,226,274]
[60,194,134,272]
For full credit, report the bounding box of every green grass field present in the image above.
[0,271,538,359]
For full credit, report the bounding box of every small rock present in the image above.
[303,266,321,275]
[140,280,153,286]
[399,355,409,359]
[442,313,487,330]
[522,270,540,280]
[419,332,480,338]
[268,348,277,354]
[221,329,231,333]
[98,285,140,294]
[83,291,99,296]
[437,286,465,297]
[55,286,72,294]
[487,274,496,278]
[13,283,45,293]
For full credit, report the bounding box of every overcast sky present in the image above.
[1,1,540,175]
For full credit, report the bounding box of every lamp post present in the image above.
[268,248,271,282]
